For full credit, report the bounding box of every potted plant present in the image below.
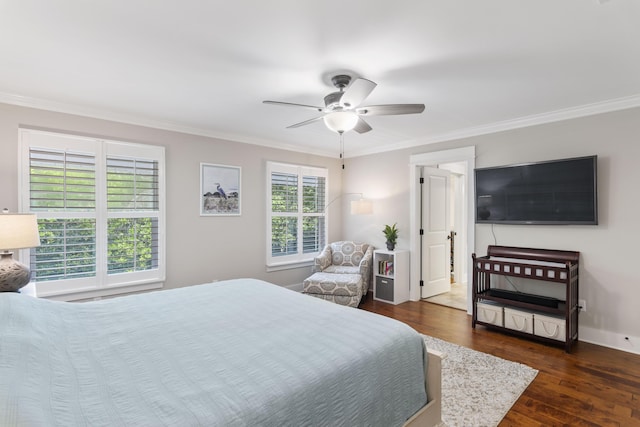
[383,223,398,251]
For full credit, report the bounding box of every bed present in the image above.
[0,278,442,426]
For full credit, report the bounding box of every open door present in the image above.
[420,167,451,299]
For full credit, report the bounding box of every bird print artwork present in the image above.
[216,183,227,199]
[201,164,240,215]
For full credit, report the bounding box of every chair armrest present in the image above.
[313,245,332,272]
[359,246,374,292]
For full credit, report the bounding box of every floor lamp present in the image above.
[0,210,41,292]
[324,193,373,216]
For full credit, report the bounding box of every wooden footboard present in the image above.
[403,348,445,427]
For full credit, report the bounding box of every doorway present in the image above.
[423,162,468,310]
[408,146,476,314]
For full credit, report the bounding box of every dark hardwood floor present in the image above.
[360,295,640,426]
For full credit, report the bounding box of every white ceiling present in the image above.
[2,1,640,158]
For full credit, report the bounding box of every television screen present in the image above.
[475,156,598,225]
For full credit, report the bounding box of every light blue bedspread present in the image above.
[0,279,427,426]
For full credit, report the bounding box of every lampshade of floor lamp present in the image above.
[350,199,373,215]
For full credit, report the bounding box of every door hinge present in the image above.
[419,280,424,287]
[419,177,424,184]
[419,229,424,235]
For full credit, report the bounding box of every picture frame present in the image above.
[200,163,241,216]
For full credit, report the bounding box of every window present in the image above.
[19,129,165,300]
[266,162,327,269]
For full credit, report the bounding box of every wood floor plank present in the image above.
[359,295,640,427]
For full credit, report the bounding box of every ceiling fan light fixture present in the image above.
[323,111,359,133]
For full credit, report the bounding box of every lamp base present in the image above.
[0,252,32,292]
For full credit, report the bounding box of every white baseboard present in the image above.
[580,326,640,355]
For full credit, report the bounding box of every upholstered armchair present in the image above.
[303,241,373,307]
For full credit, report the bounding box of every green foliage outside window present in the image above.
[35,218,97,281]
[108,218,157,274]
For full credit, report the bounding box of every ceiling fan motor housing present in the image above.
[324,92,344,110]
[324,75,353,110]
[331,74,352,89]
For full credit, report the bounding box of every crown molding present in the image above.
[350,93,640,157]
[2,91,640,160]
[0,92,336,158]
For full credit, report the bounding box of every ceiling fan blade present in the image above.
[263,100,323,112]
[353,117,372,134]
[286,115,325,129]
[356,104,425,116]
[340,78,377,108]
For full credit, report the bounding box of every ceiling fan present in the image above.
[263,74,425,134]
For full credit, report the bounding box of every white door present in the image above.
[421,167,451,299]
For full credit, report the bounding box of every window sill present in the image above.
[34,281,164,302]
[266,260,313,272]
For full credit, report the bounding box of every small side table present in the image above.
[373,249,409,304]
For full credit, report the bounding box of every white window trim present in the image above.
[266,161,328,269]
[18,128,166,301]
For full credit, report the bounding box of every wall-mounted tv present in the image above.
[475,155,598,225]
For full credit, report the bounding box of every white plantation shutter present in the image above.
[29,149,96,211]
[30,218,97,282]
[106,157,160,275]
[270,171,298,257]
[28,147,98,282]
[302,175,325,254]
[107,158,159,211]
[20,129,165,300]
[267,162,327,267]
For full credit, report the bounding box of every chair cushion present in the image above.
[302,272,363,297]
[329,241,369,267]
[323,265,360,275]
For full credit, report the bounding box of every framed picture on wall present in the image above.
[200,163,241,216]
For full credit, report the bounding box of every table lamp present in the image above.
[0,210,41,292]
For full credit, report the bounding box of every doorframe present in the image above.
[409,146,476,313]
[439,164,466,286]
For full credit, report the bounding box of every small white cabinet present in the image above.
[373,249,409,304]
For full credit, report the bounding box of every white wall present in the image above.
[342,107,640,354]
[0,103,343,291]
[341,148,413,250]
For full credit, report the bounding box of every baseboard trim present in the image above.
[579,325,640,355]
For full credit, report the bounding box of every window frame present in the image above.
[18,129,166,301]
[266,161,328,270]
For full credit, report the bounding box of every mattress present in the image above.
[0,278,427,426]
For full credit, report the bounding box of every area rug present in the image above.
[422,334,538,427]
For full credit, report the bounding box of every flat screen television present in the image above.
[475,155,598,225]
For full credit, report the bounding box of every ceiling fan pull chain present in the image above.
[339,131,345,169]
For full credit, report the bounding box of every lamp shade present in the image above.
[350,199,373,215]
[0,213,41,251]
[323,111,359,133]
